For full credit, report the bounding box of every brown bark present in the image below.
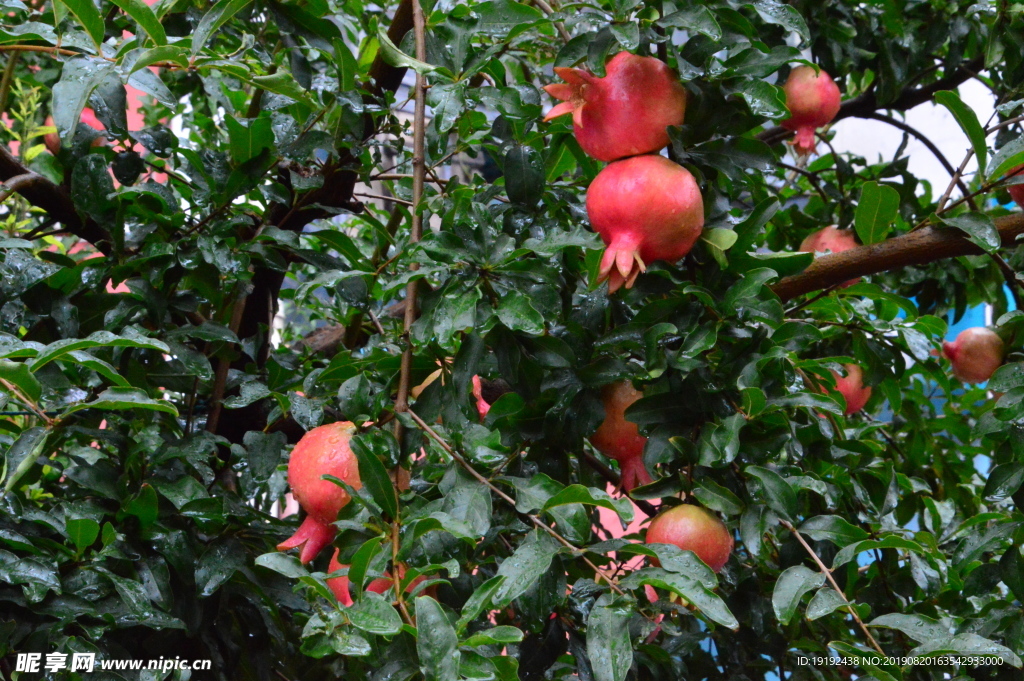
[771,212,1024,301]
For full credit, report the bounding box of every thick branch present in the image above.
[0,145,112,252]
[771,212,1024,301]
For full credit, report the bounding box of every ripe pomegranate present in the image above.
[799,225,860,287]
[327,549,426,606]
[645,504,733,573]
[942,327,1005,384]
[277,422,361,563]
[589,381,651,491]
[43,108,106,154]
[587,155,704,292]
[831,364,871,415]
[543,51,686,162]
[1006,165,1024,207]
[781,66,841,155]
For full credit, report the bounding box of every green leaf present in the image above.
[130,45,188,72]
[348,536,385,593]
[66,518,100,552]
[772,566,824,625]
[496,291,545,336]
[30,331,169,371]
[868,613,948,642]
[225,115,275,165]
[0,359,42,402]
[348,592,403,636]
[935,90,987,178]
[854,182,900,245]
[805,587,848,620]
[56,0,104,48]
[621,566,738,629]
[456,575,505,634]
[541,484,634,522]
[2,427,48,494]
[729,78,788,118]
[50,58,117,146]
[249,71,313,104]
[989,134,1024,181]
[504,145,545,207]
[983,462,1024,501]
[999,544,1024,602]
[415,596,460,681]
[350,432,399,520]
[376,23,437,75]
[111,0,166,45]
[63,387,179,417]
[745,466,796,521]
[658,5,721,40]
[936,212,1000,253]
[490,531,560,608]
[587,593,633,681]
[909,633,1022,667]
[692,479,744,516]
[254,552,308,578]
[798,515,870,546]
[702,228,738,268]
[192,0,253,56]
[462,625,524,647]
[746,0,809,40]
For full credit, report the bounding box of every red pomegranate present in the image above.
[44,108,106,154]
[278,422,361,563]
[942,327,1005,384]
[799,225,860,287]
[831,364,871,415]
[471,375,491,421]
[646,505,733,573]
[781,66,841,155]
[327,549,426,606]
[1006,165,1024,207]
[587,155,704,292]
[589,381,651,491]
[543,51,687,162]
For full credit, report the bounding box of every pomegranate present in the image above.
[44,108,106,154]
[799,225,860,287]
[645,504,733,573]
[543,51,687,162]
[781,66,841,155]
[589,381,651,491]
[277,422,362,563]
[327,549,426,606]
[1006,165,1024,207]
[472,375,491,421]
[942,327,1005,384]
[587,155,704,292]
[831,364,871,415]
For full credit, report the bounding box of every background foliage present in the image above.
[2,0,1024,680]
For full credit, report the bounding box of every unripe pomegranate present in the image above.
[589,381,651,491]
[1006,165,1024,207]
[942,327,1005,384]
[587,155,704,292]
[543,51,686,162]
[646,504,733,573]
[781,66,841,155]
[832,364,871,415]
[278,422,361,563]
[799,225,860,287]
[327,549,427,606]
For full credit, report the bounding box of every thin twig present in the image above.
[355,191,414,207]
[779,519,885,656]
[392,0,428,441]
[406,409,626,594]
[0,53,19,117]
[0,378,53,426]
[205,287,248,434]
[531,0,571,42]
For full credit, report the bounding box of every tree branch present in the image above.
[771,212,1024,301]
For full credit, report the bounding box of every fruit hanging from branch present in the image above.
[277,422,361,564]
[587,155,705,292]
[942,327,1005,384]
[781,65,841,155]
[590,381,651,491]
[645,504,733,573]
[543,51,687,162]
[1006,165,1024,207]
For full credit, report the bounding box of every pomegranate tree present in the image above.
[646,504,733,573]
[589,381,651,490]
[942,327,1005,384]
[543,51,687,162]
[799,225,860,287]
[277,422,361,563]
[781,65,841,155]
[832,364,871,415]
[587,155,704,292]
